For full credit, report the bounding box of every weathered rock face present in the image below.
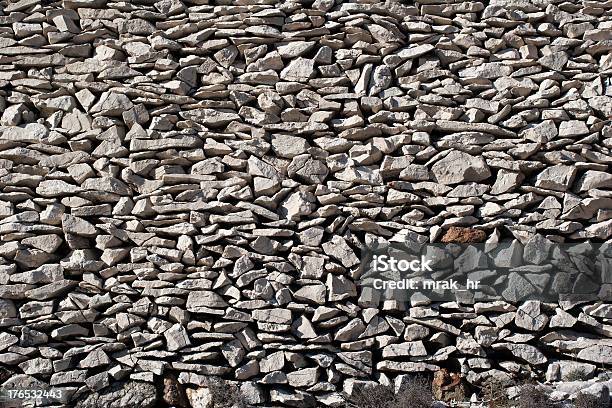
[0,0,611,406]
[431,151,492,185]
[74,381,157,408]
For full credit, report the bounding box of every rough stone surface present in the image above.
[431,151,491,185]
[75,381,157,408]
[440,227,486,243]
[0,0,611,407]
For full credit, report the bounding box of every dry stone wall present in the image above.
[1,0,612,406]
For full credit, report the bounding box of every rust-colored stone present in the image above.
[440,227,486,243]
[432,368,467,402]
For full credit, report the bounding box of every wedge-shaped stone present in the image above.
[37,180,82,197]
[180,109,240,127]
[130,136,201,151]
[62,214,97,236]
[186,290,228,311]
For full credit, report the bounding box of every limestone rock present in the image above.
[431,151,491,185]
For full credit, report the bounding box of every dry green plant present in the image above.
[515,384,559,408]
[347,376,434,408]
[481,379,512,408]
[574,392,609,408]
[208,378,246,408]
[394,376,435,408]
[348,384,396,408]
[565,368,591,382]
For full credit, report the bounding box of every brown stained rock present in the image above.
[163,373,189,408]
[432,369,468,402]
[440,227,486,243]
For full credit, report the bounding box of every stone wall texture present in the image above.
[1,0,612,406]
